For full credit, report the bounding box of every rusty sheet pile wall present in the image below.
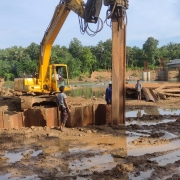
[0,104,112,129]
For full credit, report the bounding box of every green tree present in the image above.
[0,60,14,80]
[68,58,82,78]
[101,39,112,70]
[25,42,40,60]
[143,37,159,66]
[81,47,96,73]
[69,38,83,59]
[91,41,104,69]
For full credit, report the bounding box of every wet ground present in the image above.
[2,81,180,179]
[1,106,180,180]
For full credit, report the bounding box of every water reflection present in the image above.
[144,108,160,116]
[68,134,127,175]
[126,108,180,117]
[129,169,154,180]
[69,154,116,175]
[128,140,180,156]
[137,110,141,118]
[0,173,40,180]
[126,119,176,126]
[5,150,42,163]
[0,173,12,180]
[68,87,105,98]
[3,128,180,179]
[41,133,128,176]
[150,150,180,166]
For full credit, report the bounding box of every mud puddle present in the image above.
[162,131,178,139]
[1,120,180,179]
[4,130,180,177]
[129,169,154,180]
[126,131,150,137]
[55,136,128,175]
[128,140,180,156]
[0,174,40,180]
[5,149,42,163]
[126,119,177,126]
[0,174,12,180]
[150,150,180,166]
[2,136,126,177]
[76,177,92,180]
[67,154,117,175]
[126,108,180,117]
[67,85,106,98]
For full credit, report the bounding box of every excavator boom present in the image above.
[39,4,70,86]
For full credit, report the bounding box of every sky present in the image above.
[0,0,180,49]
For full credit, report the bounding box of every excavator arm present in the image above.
[39,2,81,87]
[39,0,102,86]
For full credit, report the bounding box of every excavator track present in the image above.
[20,95,58,110]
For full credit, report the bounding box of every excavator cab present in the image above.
[50,64,70,92]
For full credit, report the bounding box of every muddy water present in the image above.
[0,174,12,180]
[128,140,180,156]
[1,134,126,177]
[3,128,180,177]
[68,154,116,175]
[68,86,106,98]
[1,108,180,179]
[126,108,180,117]
[150,150,180,166]
[3,134,180,179]
[58,135,127,175]
[126,119,177,126]
[129,169,154,180]
[1,134,180,179]
[0,174,40,180]
[5,150,42,163]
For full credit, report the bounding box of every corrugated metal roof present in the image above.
[167,59,180,65]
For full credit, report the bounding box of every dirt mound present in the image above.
[81,70,111,82]
[73,70,158,82]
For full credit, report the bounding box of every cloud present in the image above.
[0,0,179,49]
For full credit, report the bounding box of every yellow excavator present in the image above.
[14,0,128,109]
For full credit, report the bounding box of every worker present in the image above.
[52,70,62,81]
[135,80,142,101]
[52,70,63,87]
[105,81,112,105]
[22,72,26,78]
[57,86,71,131]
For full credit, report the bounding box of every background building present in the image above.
[167,59,180,69]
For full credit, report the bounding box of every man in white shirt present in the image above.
[52,71,63,87]
[52,72,61,80]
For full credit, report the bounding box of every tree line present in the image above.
[0,37,179,80]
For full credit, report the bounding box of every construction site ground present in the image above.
[1,80,180,179]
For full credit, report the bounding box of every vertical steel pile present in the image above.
[111,0,128,124]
